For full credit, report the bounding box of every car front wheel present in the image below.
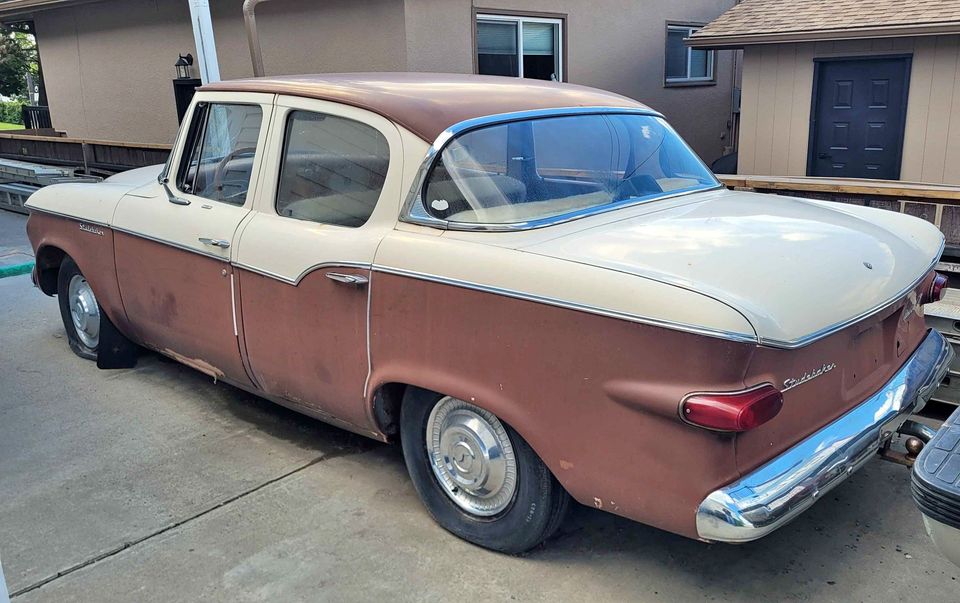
[400,388,569,553]
[56,256,99,360]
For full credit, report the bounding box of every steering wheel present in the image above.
[212,147,257,201]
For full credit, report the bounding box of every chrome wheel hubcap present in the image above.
[426,397,517,516]
[68,274,99,349]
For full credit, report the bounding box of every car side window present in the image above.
[276,110,390,227]
[177,103,263,206]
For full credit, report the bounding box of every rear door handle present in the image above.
[198,237,231,249]
[326,272,369,286]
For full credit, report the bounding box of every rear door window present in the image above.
[275,110,390,228]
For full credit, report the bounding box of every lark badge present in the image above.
[79,223,104,236]
[783,363,837,391]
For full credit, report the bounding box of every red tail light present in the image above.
[921,272,948,305]
[681,384,783,432]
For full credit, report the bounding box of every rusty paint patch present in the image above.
[161,348,225,382]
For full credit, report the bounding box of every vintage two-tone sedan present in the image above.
[25,74,957,553]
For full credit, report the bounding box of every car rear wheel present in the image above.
[400,388,569,553]
[57,256,99,360]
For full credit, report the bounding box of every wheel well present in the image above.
[35,245,66,295]
[371,382,408,439]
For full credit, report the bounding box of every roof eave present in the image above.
[688,22,960,49]
[0,0,94,20]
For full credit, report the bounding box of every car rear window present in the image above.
[422,113,718,226]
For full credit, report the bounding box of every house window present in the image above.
[665,24,715,85]
[476,14,562,81]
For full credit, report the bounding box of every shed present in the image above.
[689,0,960,184]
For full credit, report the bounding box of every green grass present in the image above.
[0,122,24,130]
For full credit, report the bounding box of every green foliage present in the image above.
[0,100,24,124]
[0,24,39,100]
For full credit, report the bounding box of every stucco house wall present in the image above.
[27,0,737,162]
[737,35,960,184]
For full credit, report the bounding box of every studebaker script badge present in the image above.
[783,363,837,391]
[79,223,104,236]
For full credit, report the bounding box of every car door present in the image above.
[234,96,405,429]
[113,92,274,387]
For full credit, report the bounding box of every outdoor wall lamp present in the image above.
[175,53,195,80]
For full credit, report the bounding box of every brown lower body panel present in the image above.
[367,272,754,539]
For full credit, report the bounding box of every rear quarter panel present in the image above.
[369,230,761,538]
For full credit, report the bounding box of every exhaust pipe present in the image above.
[243,0,272,77]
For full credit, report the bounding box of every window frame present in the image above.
[273,109,391,229]
[474,11,565,81]
[174,100,265,206]
[664,23,716,87]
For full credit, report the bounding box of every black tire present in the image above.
[400,387,570,554]
[56,256,97,360]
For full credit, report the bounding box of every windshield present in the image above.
[422,113,718,225]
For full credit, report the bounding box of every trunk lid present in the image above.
[521,189,942,346]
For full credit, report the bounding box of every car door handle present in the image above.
[198,237,231,249]
[326,272,369,286]
[818,153,833,159]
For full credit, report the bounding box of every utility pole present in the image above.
[187,0,221,83]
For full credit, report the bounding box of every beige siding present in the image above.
[738,35,960,185]
[30,0,738,162]
[34,0,407,144]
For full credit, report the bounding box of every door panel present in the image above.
[237,265,372,428]
[809,57,910,179]
[114,230,251,386]
[112,93,273,387]
[234,98,405,428]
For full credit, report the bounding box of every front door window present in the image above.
[177,103,263,205]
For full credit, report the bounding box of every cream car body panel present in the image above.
[519,188,944,347]
[235,96,407,281]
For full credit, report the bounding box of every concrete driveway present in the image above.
[0,216,957,602]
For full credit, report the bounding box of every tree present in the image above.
[0,23,39,100]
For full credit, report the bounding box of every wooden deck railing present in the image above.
[718,175,960,252]
[0,133,171,175]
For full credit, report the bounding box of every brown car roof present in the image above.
[201,73,648,142]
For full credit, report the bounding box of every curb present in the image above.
[0,261,34,279]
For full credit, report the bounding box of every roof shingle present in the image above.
[690,0,960,46]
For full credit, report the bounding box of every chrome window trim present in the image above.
[398,106,732,232]
[372,264,761,345]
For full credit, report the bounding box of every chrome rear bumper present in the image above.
[696,329,954,543]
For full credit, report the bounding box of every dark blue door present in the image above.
[809,57,911,180]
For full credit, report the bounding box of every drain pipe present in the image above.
[243,0,272,77]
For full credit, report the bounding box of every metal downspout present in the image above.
[243,0,272,77]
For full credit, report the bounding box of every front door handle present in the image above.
[198,237,231,249]
[326,272,369,287]
[818,153,833,159]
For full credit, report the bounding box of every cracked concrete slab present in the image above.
[0,202,958,600]
[0,274,373,596]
